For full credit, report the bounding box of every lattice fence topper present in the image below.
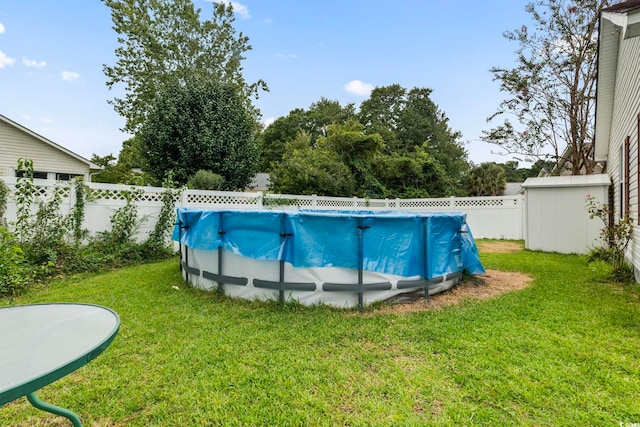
[456,197,521,207]
[400,199,451,208]
[2,177,523,212]
[0,177,526,239]
[316,198,357,208]
[187,192,259,205]
[90,188,166,202]
[34,184,70,200]
[262,195,313,208]
[455,198,505,207]
[362,199,391,208]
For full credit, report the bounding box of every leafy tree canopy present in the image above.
[269,132,356,197]
[257,99,355,171]
[103,0,266,133]
[91,153,150,185]
[317,120,386,198]
[371,147,450,199]
[138,77,258,189]
[482,0,617,175]
[359,85,469,192]
[187,170,225,191]
[465,163,507,196]
[261,84,469,197]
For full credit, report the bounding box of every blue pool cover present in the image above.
[172,209,485,278]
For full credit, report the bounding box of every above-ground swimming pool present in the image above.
[172,209,485,309]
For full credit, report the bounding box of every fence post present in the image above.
[181,188,188,209]
[67,180,76,217]
[0,181,526,241]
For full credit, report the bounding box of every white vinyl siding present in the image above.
[605,30,640,271]
[0,119,91,179]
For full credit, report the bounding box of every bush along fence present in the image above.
[1,177,525,242]
[0,171,179,298]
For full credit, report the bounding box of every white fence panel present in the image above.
[453,196,524,240]
[0,177,525,241]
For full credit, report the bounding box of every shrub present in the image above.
[145,185,180,258]
[14,158,36,243]
[68,178,90,244]
[0,159,178,298]
[187,170,224,190]
[23,184,68,271]
[585,194,634,282]
[0,179,8,223]
[107,190,141,246]
[0,226,32,297]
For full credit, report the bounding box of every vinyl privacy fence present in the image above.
[0,177,525,242]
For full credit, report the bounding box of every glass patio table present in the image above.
[0,303,120,426]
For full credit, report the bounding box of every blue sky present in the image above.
[0,1,532,166]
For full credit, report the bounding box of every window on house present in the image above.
[621,137,630,218]
[625,136,630,217]
[55,173,83,181]
[620,144,625,218]
[16,170,48,179]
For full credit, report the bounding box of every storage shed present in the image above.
[521,174,610,254]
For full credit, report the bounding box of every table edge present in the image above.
[0,303,120,406]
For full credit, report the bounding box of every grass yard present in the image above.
[2,242,640,426]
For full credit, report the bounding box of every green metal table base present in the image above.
[27,392,82,427]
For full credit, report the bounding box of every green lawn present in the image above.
[2,244,640,426]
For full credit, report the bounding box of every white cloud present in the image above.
[214,1,250,19]
[0,51,15,68]
[263,117,276,128]
[276,53,298,59]
[344,80,374,97]
[0,22,5,34]
[23,58,46,68]
[61,71,80,82]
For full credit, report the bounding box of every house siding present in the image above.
[606,34,640,268]
[0,119,91,179]
[595,18,621,162]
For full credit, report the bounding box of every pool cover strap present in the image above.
[172,209,485,278]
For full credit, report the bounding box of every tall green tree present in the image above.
[358,84,406,150]
[257,109,306,171]
[399,87,468,186]
[304,98,356,141]
[465,163,507,196]
[103,0,266,133]
[317,120,385,197]
[358,84,469,191]
[138,77,258,189]
[499,160,526,182]
[371,147,450,199]
[529,159,556,177]
[483,0,617,174]
[269,132,356,197]
[257,98,355,172]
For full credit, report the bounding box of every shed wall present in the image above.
[523,176,609,254]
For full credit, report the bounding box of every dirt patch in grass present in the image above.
[371,270,533,315]
[476,240,524,253]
